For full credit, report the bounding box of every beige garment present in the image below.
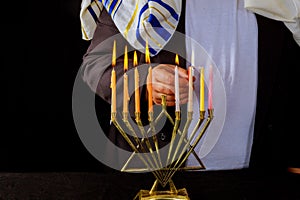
[245,0,300,46]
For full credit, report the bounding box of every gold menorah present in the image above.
[108,39,214,199]
[110,94,214,200]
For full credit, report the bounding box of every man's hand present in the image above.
[147,64,191,106]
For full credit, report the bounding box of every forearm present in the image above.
[80,8,126,103]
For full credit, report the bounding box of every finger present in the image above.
[180,92,188,100]
[179,77,189,85]
[153,91,188,105]
[152,82,174,95]
[166,101,176,106]
[177,67,189,79]
[153,99,176,107]
[154,75,188,91]
[152,64,175,75]
[154,99,176,107]
[153,96,188,107]
[153,72,175,88]
[179,87,189,95]
[180,95,188,104]
[153,92,175,102]
[180,99,188,105]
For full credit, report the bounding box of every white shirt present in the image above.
[185,0,258,170]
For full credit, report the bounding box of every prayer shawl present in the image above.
[80,0,182,56]
[245,0,300,46]
[80,0,300,52]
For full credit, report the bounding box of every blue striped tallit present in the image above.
[80,0,182,56]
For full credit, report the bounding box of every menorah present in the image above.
[110,40,214,200]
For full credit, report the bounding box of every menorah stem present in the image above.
[200,110,205,120]
[155,95,175,125]
[166,110,213,183]
[149,179,159,195]
[158,95,195,149]
[165,111,181,170]
[208,109,214,118]
[123,112,162,179]
[148,112,163,169]
[158,109,200,166]
[161,95,167,110]
[168,179,178,193]
[135,112,163,176]
[176,110,206,166]
[184,110,213,162]
[171,111,193,164]
[167,111,205,173]
[122,112,143,150]
[165,110,214,181]
[149,178,178,195]
[135,112,153,153]
[111,112,150,172]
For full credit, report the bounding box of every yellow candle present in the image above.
[111,40,117,113]
[123,45,129,113]
[200,67,205,112]
[134,51,140,113]
[208,65,213,110]
[145,41,153,112]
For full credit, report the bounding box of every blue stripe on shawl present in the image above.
[87,6,99,22]
[135,4,157,55]
[149,0,179,20]
[108,0,118,14]
[112,0,122,18]
[148,14,171,41]
[104,0,109,7]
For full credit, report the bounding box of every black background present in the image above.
[1,1,300,173]
[0,2,299,200]
[1,0,105,172]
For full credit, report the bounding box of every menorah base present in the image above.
[133,179,190,200]
[134,188,189,200]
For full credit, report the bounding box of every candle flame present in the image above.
[175,54,179,65]
[133,50,138,67]
[145,40,150,64]
[124,45,128,72]
[112,40,116,67]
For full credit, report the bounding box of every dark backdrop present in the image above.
[1,0,107,172]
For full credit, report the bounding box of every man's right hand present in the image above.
[147,64,191,107]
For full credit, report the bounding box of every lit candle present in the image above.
[200,67,205,112]
[175,54,180,112]
[111,40,117,113]
[123,45,129,113]
[208,65,213,110]
[134,51,140,113]
[146,41,153,113]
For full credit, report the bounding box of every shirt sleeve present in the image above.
[80,8,125,103]
[80,9,148,105]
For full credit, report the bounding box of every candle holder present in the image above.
[111,94,214,200]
